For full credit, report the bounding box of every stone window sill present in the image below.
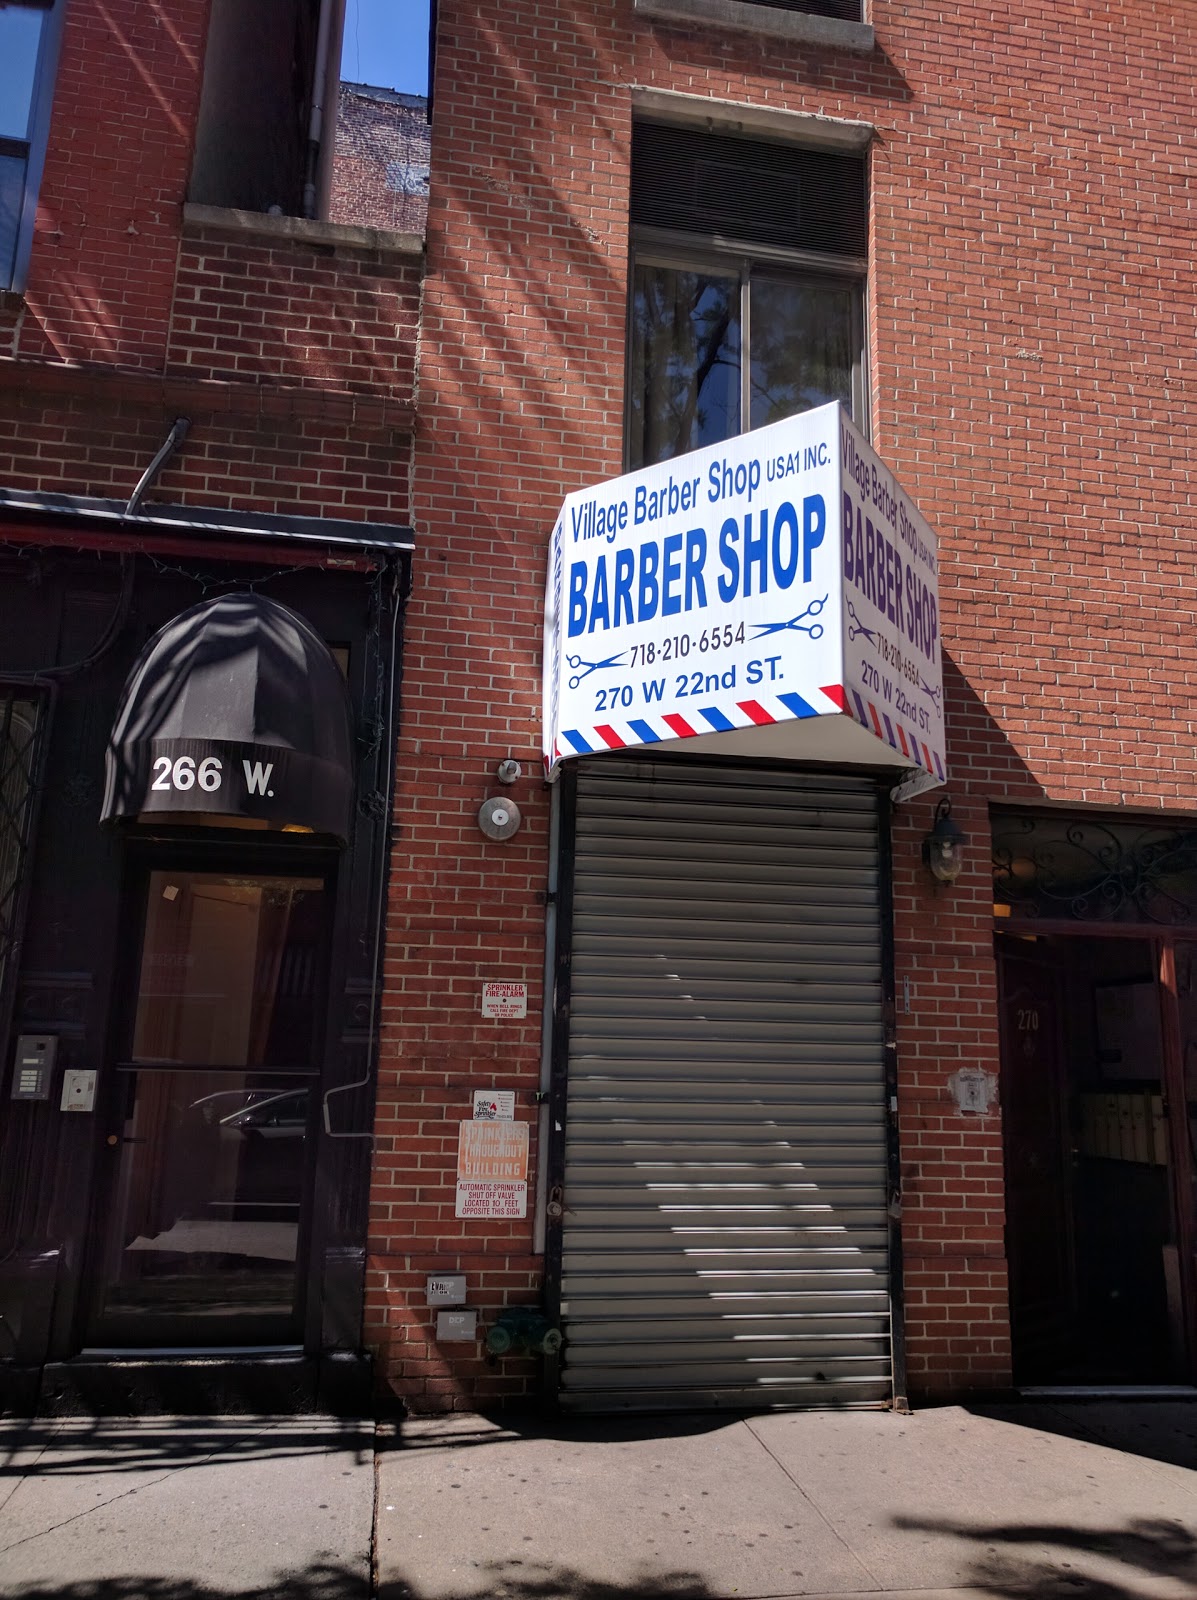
[181,204,424,258]
[634,0,874,53]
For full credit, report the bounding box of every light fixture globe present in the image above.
[922,797,966,885]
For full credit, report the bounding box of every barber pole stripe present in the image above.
[841,687,942,781]
[554,682,951,778]
[778,691,820,719]
[738,700,774,726]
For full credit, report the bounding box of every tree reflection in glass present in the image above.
[749,276,855,430]
[628,263,740,471]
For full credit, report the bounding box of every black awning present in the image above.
[101,593,355,842]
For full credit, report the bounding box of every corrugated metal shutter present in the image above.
[558,759,891,1411]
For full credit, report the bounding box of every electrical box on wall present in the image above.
[426,1274,467,1307]
[11,1035,56,1100]
[436,1309,477,1342]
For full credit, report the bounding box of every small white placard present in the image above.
[473,1089,516,1121]
[60,1069,97,1113]
[481,981,528,1019]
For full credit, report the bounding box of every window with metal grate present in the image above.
[747,0,861,18]
[626,122,868,470]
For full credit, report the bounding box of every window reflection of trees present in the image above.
[628,260,858,471]
[629,265,740,470]
[749,277,855,430]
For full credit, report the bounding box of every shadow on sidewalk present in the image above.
[0,1569,363,1600]
[0,1564,717,1600]
[1,1528,1196,1600]
[892,1512,1197,1599]
[969,1400,1197,1472]
[380,1409,744,1454]
[0,1419,374,1478]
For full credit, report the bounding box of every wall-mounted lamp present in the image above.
[922,798,966,885]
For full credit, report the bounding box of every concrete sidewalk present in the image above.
[0,1417,374,1598]
[0,1403,1195,1598]
[375,1402,1197,1600]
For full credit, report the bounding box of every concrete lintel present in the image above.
[631,86,875,151]
[181,203,424,258]
[634,0,874,54]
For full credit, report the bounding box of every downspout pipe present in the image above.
[303,0,338,219]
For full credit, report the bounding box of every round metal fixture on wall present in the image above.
[478,796,522,841]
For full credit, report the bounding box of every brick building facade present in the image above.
[369,0,1197,1411]
[0,0,419,1412]
[0,0,1194,1416]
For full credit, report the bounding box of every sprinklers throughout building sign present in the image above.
[542,403,945,793]
[455,1119,529,1219]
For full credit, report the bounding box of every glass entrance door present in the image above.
[87,869,328,1347]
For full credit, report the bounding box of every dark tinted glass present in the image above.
[628,262,740,470]
[96,1068,311,1338]
[132,873,326,1069]
[749,275,856,430]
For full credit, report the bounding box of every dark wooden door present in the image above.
[84,862,331,1348]
[1161,939,1197,1375]
[997,944,1075,1381]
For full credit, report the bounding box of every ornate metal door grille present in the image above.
[993,811,1197,927]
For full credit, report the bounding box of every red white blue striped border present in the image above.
[556,684,847,758]
[555,682,943,782]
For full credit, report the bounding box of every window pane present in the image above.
[96,1068,311,1338]
[132,873,327,1069]
[0,150,26,283]
[749,276,856,430]
[0,6,45,141]
[628,262,741,470]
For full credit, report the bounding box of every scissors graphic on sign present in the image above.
[846,601,877,645]
[751,595,828,642]
[920,675,943,711]
[567,650,627,689]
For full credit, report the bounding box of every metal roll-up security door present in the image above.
[558,759,891,1411]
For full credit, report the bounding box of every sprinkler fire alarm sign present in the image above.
[481,981,527,1019]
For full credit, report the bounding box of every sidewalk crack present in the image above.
[0,1424,274,1558]
[743,1416,883,1592]
[0,1424,60,1518]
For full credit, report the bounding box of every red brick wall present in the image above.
[370,0,1196,1408]
[0,1,420,527]
[13,0,209,369]
[170,224,421,400]
[330,85,430,236]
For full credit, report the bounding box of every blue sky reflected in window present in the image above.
[341,0,429,97]
[0,5,45,141]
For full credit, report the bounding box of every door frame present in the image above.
[996,920,1197,1385]
[77,826,340,1353]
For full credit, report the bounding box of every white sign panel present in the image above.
[473,1089,516,1121]
[542,403,944,793]
[455,1120,529,1219]
[481,981,528,1020]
